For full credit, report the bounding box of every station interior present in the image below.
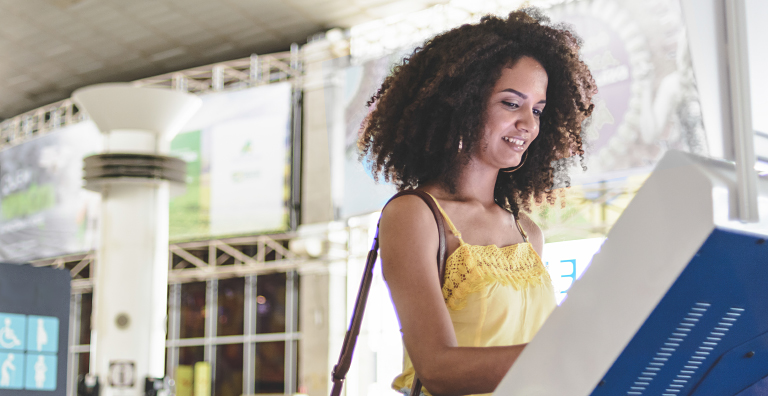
[0,0,766,396]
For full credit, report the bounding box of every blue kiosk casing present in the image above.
[495,151,768,396]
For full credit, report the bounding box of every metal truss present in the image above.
[0,47,302,152]
[0,99,86,151]
[134,46,301,93]
[29,231,328,292]
[30,252,95,293]
[167,232,313,283]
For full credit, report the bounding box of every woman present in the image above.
[358,9,596,396]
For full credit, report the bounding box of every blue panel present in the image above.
[589,228,768,396]
[0,352,25,389]
[694,329,768,394]
[25,316,58,354]
[734,374,768,396]
[0,313,26,352]
[24,354,57,391]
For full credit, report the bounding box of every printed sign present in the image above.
[0,313,25,351]
[24,354,56,391]
[25,316,58,354]
[108,361,135,388]
[169,82,292,241]
[0,83,293,261]
[0,313,59,391]
[0,122,101,262]
[0,264,69,395]
[543,237,606,304]
[0,352,24,389]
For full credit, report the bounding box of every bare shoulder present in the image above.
[517,211,544,256]
[379,194,440,267]
[380,194,437,233]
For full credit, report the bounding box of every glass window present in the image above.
[254,341,285,394]
[218,278,245,336]
[79,293,92,345]
[294,340,300,393]
[180,282,207,339]
[178,346,205,367]
[256,273,286,334]
[215,344,243,396]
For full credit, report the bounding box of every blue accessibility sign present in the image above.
[0,263,70,395]
[0,312,59,391]
[25,354,57,391]
[0,351,25,389]
[0,313,26,352]
[26,316,59,353]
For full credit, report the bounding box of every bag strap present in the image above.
[330,190,448,396]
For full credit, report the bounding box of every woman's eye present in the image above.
[502,101,519,108]
[533,109,542,116]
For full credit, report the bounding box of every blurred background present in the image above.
[0,0,766,395]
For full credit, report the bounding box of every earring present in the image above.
[458,136,463,152]
[500,151,528,173]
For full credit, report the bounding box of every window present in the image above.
[68,272,299,396]
[166,272,299,396]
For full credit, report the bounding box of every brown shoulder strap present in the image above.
[330,190,448,396]
[392,190,448,287]
[514,217,528,243]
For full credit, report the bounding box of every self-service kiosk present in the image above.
[495,151,768,396]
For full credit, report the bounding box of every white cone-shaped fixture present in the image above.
[74,83,201,142]
[73,84,201,396]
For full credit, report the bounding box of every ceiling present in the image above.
[0,0,448,120]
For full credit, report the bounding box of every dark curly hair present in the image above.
[358,8,597,217]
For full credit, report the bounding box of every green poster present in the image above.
[169,130,209,240]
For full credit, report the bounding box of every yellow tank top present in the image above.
[391,194,556,396]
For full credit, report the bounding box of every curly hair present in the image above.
[358,8,597,217]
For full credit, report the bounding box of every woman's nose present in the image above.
[516,108,537,134]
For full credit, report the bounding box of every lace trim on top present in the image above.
[441,242,551,310]
[422,192,551,311]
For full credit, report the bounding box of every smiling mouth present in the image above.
[502,136,524,145]
[502,136,526,151]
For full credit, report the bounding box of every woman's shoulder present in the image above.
[381,193,438,229]
[379,193,443,247]
[516,211,544,255]
[378,193,442,274]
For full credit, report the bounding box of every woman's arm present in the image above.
[379,195,526,396]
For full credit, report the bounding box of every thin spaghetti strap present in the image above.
[423,192,465,244]
[514,217,529,243]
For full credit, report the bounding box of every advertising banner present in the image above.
[547,0,707,175]
[0,82,292,261]
[170,82,292,241]
[0,122,101,262]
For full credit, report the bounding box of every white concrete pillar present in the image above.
[72,84,201,396]
[301,32,350,224]
[293,221,349,396]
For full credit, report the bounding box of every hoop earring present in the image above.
[500,151,528,173]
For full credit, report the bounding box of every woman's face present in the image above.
[474,56,548,170]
